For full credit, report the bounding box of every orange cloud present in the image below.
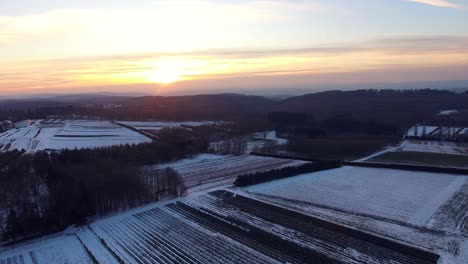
[1,36,467,96]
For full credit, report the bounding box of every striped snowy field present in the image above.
[0,120,151,152]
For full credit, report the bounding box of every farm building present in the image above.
[406,124,468,142]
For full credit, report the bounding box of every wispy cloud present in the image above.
[1,35,467,95]
[0,2,293,60]
[407,0,462,9]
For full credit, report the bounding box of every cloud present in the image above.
[366,36,468,53]
[0,3,289,60]
[407,0,462,9]
[2,34,467,95]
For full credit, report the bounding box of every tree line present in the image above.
[234,161,342,187]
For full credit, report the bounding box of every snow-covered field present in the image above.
[245,166,467,225]
[1,198,280,264]
[0,120,151,152]
[3,188,450,263]
[1,154,467,263]
[2,164,467,263]
[151,154,307,192]
[88,205,278,263]
[240,166,468,263]
[397,140,468,156]
[0,235,93,264]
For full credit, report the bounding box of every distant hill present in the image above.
[48,94,131,104]
[0,94,132,110]
[273,89,468,127]
[120,93,273,120]
[2,90,468,128]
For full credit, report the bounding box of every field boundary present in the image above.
[343,161,468,175]
[234,161,342,187]
[113,121,158,141]
[249,152,341,162]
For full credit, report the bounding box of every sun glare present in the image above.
[147,63,182,84]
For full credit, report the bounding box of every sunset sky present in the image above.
[1,0,467,96]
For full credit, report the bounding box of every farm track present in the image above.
[197,191,439,264]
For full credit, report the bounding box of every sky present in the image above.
[0,0,467,96]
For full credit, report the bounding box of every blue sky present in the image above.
[2,1,467,36]
[0,0,467,95]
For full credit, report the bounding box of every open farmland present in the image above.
[0,120,151,152]
[245,166,468,226]
[429,181,468,234]
[0,189,445,264]
[398,140,468,156]
[0,235,93,264]
[239,166,468,263]
[88,205,278,264]
[117,121,215,137]
[117,121,215,133]
[118,121,214,130]
[1,155,467,263]
[178,191,441,264]
[369,151,468,167]
[151,154,308,191]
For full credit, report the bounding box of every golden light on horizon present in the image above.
[2,49,468,95]
[141,58,209,85]
[146,65,182,84]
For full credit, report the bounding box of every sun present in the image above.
[147,63,182,84]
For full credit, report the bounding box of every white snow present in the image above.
[355,145,401,161]
[87,205,278,264]
[2,162,467,263]
[397,140,468,155]
[2,154,467,263]
[0,120,152,152]
[246,166,467,224]
[151,154,308,191]
[408,176,467,226]
[239,187,467,264]
[439,110,459,115]
[76,226,120,264]
[0,235,93,264]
